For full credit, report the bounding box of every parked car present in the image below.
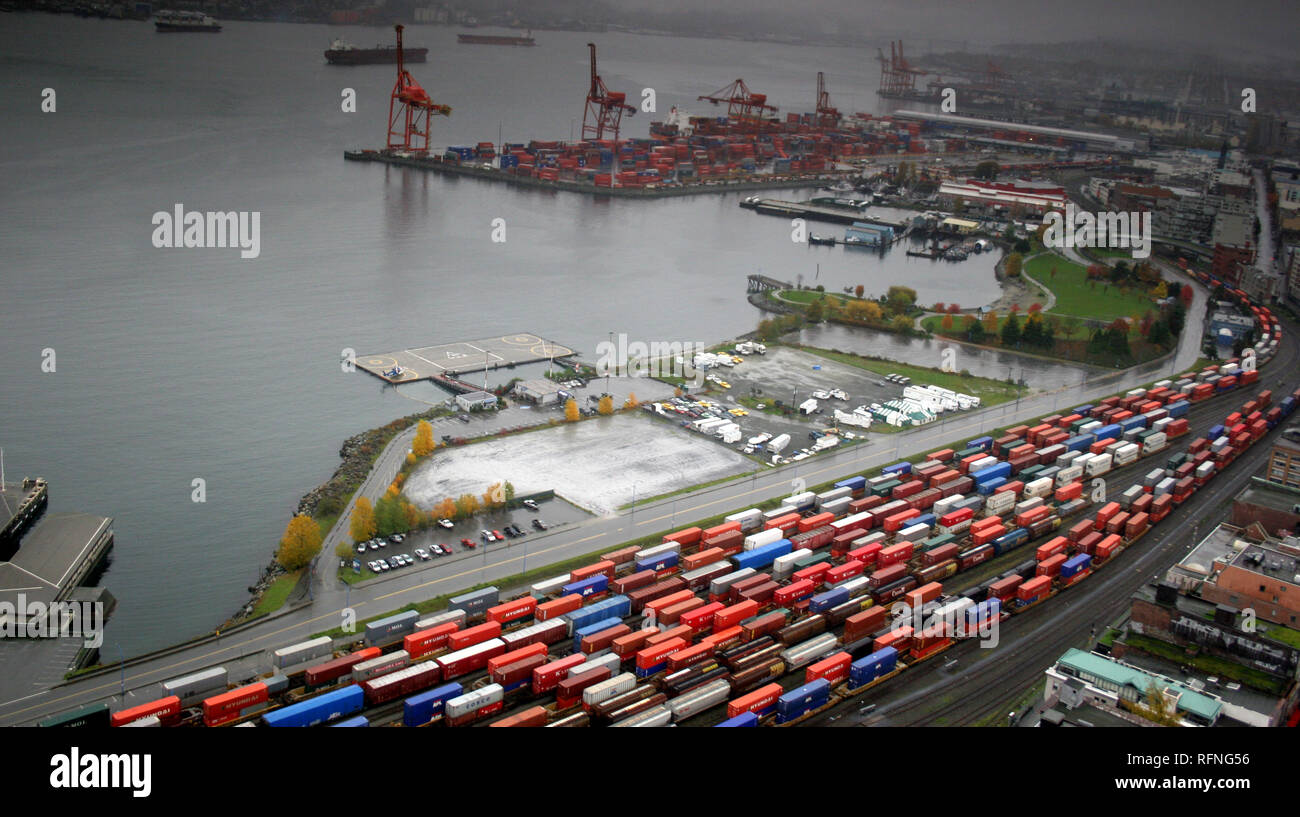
[522,499,539,511]
[492,529,504,541]
[437,518,454,529]
[480,530,495,543]
[532,519,548,531]
[415,548,430,560]
[391,533,404,543]
[368,542,380,552]
[458,414,471,423]
[460,537,475,549]
[355,544,367,554]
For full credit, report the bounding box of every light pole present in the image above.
[116,643,125,700]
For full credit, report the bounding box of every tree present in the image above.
[1139,310,1155,338]
[455,493,480,519]
[890,314,913,333]
[434,497,457,521]
[974,160,999,180]
[412,419,435,457]
[597,394,614,414]
[564,398,579,422]
[1152,280,1168,299]
[335,540,354,561]
[1004,253,1023,278]
[941,313,954,331]
[1086,263,1108,280]
[1129,682,1182,727]
[1001,314,1022,347]
[932,302,946,314]
[805,299,824,322]
[966,316,986,342]
[405,452,416,466]
[886,286,918,311]
[403,500,422,530]
[845,300,883,324]
[982,309,999,335]
[278,514,322,570]
[1148,319,1171,346]
[1028,302,1043,314]
[623,393,639,409]
[349,496,376,543]
[946,303,961,314]
[1021,313,1042,347]
[374,494,403,537]
[854,284,865,299]
[504,481,516,504]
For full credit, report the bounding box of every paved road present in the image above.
[0,273,1256,726]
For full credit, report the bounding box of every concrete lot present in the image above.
[404,413,755,516]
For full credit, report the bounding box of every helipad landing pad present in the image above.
[357,334,574,383]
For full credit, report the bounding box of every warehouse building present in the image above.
[512,379,564,406]
[1045,648,1223,726]
[455,390,499,412]
[891,110,1142,153]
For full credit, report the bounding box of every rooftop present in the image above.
[1057,648,1222,723]
[0,511,113,611]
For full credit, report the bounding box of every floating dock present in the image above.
[357,333,575,385]
[741,197,908,231]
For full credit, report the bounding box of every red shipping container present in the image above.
[883,509,921,533]
[878,541,915,567]
[1067,519,1093,543]
[448,621,502,651]
[665,642,715,672]
[1035,536,1069,562]
[702,520,742,540]
[824,560,865,584]
[738,580,781,605]
[1015,506,1051,528]
[764,512,802,533]
[1095,534,1123,561]
[682,548,725,571]
[663,527,702,548]
[714,600,761,631]
[1094,502,1121,530]
[773,579,817,606]
[600,545,640,565]
[611,628,659,661]
[536,594,583,621]
[1058,413,1081,429]
[874,626,913,654]
[487,642,549,676]
[679,602,725,635]
[728,683,783,718]
[798,512,835,533]
[612,571,657,595]
[906,581,943,608]
[728,573,771,602]
[844,606,888,643]
[922,543,960,567]
[847,542,882,568]
[891,481,924,501]
[1017,576,1051,601]
[1124,512,1150,538]
[740,611,788,642]
[806,651,852,686]
[1036,553,1067,577]
[988,576,1022,601]
[926,448,955,463]
[995,480,1025,497]
[928,468,960,488]
[1075,531,1102,556]
[1054,482,1083,502]
[702,625,743,652]
[972,524,1006,547]
[645,590,696,620]
[555,666,611,705]
[658,597,705,626]
[704,529,745,556]
[868,563,907,589]
[635,637,689,671]
[111,696,181,728]
[487,596,537,626]
[404,622,460,659]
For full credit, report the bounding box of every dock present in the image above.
[356,333,575,385]
[741,197,908,232]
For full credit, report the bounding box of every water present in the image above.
[1,17,1070,654]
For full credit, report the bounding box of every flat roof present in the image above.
[1236,481,1300,514]
[0,512,112,610]
[1057,648,1222,722]
[893,110,1123,144]
[516,378,563,394]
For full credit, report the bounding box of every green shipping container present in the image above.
[871,479,902,497]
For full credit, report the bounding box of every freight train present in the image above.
[71,291,1293,728]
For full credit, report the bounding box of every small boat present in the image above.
[809,234,836,246]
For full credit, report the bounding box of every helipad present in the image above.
[356,333,575,384]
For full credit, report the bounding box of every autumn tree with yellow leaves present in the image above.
[598,395,614,415]
[564,398,579,422]
[350,496,376,543]
[278,514,323,570]
[412,419,436,457]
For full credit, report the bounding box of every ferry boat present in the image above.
[324,39,428,65]
[154,10,221,31]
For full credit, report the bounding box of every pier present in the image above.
[356,333,575,385]
[741,197,910,233]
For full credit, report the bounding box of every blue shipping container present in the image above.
[635,551,679,573]
[835,476,867,494]
[564,596,631,636]
[1072,405,1093,416]
[849,647,898,689]
[913,513,937,530]
[331,716,369,727]
[731,539,793,572]
[809,587,850,613]
[1165,400,1190,418]
[1118,416,1148,432]
[403,682,464,727]
[976,477,1007,496]
[263,685,364,728]
[971,462,1012,485]
[966,435,994,452]
[1092,423,1121,441]
[562,575,609,599]
[881,462,912,477]
[776,679,831,723]
[1208,424,1225,440]
[573,616,625,653]
[991,528,1029,555]
[1064,434,1095,452]
[716,712,759,727]
[1060,553,1092,578]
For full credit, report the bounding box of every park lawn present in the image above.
[1022,252,1157,323]
[249,569,302,617]
[775,289,852,306]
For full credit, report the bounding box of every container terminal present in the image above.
[347,27,1137,198]
[42,278,1296,728]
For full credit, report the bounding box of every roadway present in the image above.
[0,275,1277,726]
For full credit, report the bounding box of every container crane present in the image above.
[815,72,840,128]
[697,79,778,131]
[387,24,451,153]
[581,42,635,142]
[876,40,928,98]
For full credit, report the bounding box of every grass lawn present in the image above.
[794,345,1027,405]
[249,569,302,617]
[1123,633,1287,695]
[775,289,851,306]
[1022,253,1156,323]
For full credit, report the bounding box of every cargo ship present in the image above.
[154,10,221,31]
[324,39,428,65]
[457,32,535,46]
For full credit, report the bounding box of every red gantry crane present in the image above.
[387,24,451,153]
[876,40,928,98]
[697,78,779,131]
[581,42,635,141]
[815,71,840,128]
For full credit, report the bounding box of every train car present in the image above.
[304,647,381,689]
[448,587,500,621]
[489,706,549,728]
[261,685,364,728]
[361,661,443,706]
[110,696,181,728]
[203,682,271,727]
[352,650,410,683]
[445,684,505,727]
[39,703,111,729]
[363,610,420,647]
[272,636,334,671]
[160,667,228,707]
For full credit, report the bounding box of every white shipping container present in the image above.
[933,495,963,517]
[1085,453,1113,477]
[1121,485,1145,508]
[780,633,840,669]
[854,530,888,548]
[667,679,731,721]
[1054,465,1083,487]
[636,542,681,561]
[821,497,852,516]
[416,609,467,631]
[897,522,931,541]
[709,568,756,598]
[530,575,571,598]
[1195,462,1216,479]
[815,487,853,508]
[785,491,816,510]
[1014,497,1045,515]
[445,684,504,720]
[570,653,621,679]
[985,491,1015,516]
[1114,443,1140,466]
[611,704,673,727]
[1143,468,1165,488]
[1023,477,1053,499]
[583,672,638,707]
[762,505,797,522]
[772,548,813,581]
[744,528,784,551]
[1154,477,1176,496]
[836,576,871,597]
[1142,432,1168,454]
[726,508,763,532]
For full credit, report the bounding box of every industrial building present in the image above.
[936,178,1067,214]
[512,379,565,406]
[1170,522,1300,628]
[891,110,1143,153]
[1264,437,1300,491]
[1044,648,1223,726]
[454,390,499,412]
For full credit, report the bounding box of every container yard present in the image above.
[76,281,1294,729]
[345,27,1112,200]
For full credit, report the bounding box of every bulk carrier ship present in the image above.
[457,31,535,46]
[325,38,428,64]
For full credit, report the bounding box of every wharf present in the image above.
[344,150,852,197]
[742,197,908,231]
[356,333,575,385]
